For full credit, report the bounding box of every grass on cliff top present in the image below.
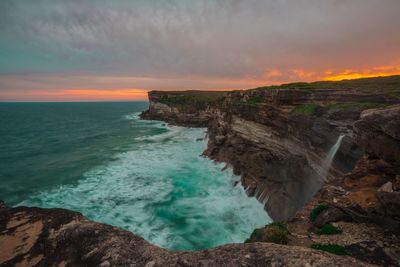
[151,90,227,100]
[245,222,289,245]
[311,243,348,256]
[247,95,263,105]
[251,75,400,97]
[290,104,320,116]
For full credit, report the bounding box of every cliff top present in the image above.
[149,75,400,98]
[250,75,400,96]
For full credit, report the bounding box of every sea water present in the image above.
[0,102,270,250]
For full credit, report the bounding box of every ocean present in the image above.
[0,102,270,250]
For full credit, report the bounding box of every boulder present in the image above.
[354,105,400,169]
[313,206,352,228]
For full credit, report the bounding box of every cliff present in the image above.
[141,76,400,221]
[284,104,400,266]
[140,90,226,127]
[139,76,400,265]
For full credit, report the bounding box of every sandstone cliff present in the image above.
[141,76,400,221]
[140,76,400,266]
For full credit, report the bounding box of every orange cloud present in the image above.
[62,89,148,100]
[2,65,400,102]
[0,88,148,102]
[323,66,400,81]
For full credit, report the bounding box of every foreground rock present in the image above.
[0,203,371,266]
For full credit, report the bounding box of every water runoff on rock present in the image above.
[321,134,345,182]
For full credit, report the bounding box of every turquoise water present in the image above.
[0,102,270,250]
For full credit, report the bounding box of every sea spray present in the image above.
[321,135,345,181]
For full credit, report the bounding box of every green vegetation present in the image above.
[245,222,289,245]
[311,243,348,256]
[316,224,342,235]
[247,95,263,105]
[328,102,390,111]
[254,82,315,91]
[309,204,329,221]
[290,104,319,116]
[251,75,400,97]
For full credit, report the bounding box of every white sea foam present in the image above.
[22,115,271,250]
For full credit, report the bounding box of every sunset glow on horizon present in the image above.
[1,0,399,101]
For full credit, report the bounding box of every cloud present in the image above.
[0,0,399,100]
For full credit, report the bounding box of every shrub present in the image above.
[309,204,329,221]
[247,96,263,105]
[316,224,342,235]
[311,243,348,256]
[290,104,319,116]
[245,222,288,244]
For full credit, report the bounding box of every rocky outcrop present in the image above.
[140,91,225,127]
[354,104,400,170]
[0,204,371,267]
[284,155,400,266]
[282,104,400,266]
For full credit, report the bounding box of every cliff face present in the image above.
[140,90,225,127]
[141,76,400,221]
[283,104,400,266]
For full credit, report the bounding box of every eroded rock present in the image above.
[0,204,372,266]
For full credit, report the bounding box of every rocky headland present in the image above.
[140,75,400,265]
[2,75,400,266]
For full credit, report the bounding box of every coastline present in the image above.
[1,75,400,266]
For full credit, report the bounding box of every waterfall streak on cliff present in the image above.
[321,135,345,181]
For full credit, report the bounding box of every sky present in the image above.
[0,0,399,101]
